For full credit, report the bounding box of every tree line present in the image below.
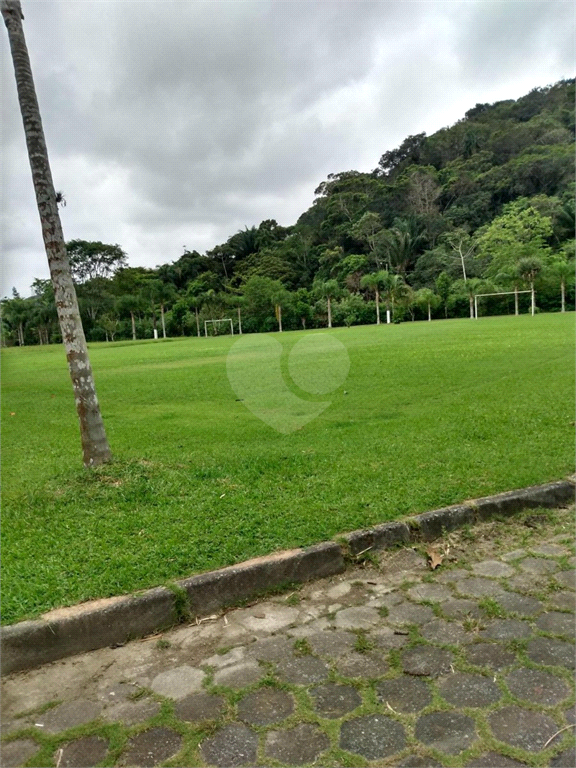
[3,79,574,345]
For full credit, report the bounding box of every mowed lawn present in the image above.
[1,313,574,624]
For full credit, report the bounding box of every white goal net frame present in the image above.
[474,290,532,318]
[204,318,234,337]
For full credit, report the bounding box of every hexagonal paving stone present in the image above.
[550,747,576,767]
[200,723,258,767]
[265,723,330,765]
[121,727,182,767]
[395,757,442,767]
[340,714,406,760]
[174,693,225,723]
[103,698,160,725]
[506,574,540,594]
[472,560,515,578]
[464,753,527,767]
[455,578,507,598]
[212,661,265,689]
[501,550,527,562]
[565,705,576,725]
[436,568,471,583]
[150,665,204,699]
[33,700,102,733]
[494,592,543,617]
[97,682,138,705]
[386,602,435,626]
[230,603,300,633]
[536,611,574,636]
[547,592,575,612]
[57,736,108,767]
[518,557,559,575]
[1,739,40,768]
[306,630,355,657]
[237,689,294,725]
[245,635,294,662]
[336,651,389,678]
[407,584,454,603]
[310,684,362,718]
[442,598,482,620]
[526,637,575,669]
[402,646,454,677]
[530,543,569,557]
[465,643,516,670]
[333,606,380,629]
[203,646,246,668]
[415,712,477,754]
[505,668,571,706]
[420,619,471,645]
[554,571,576,589]
[479,619,532,641]
[488,706,557,752]
[372,630,409,650]
[276,655,329,684]
[376,677,432,713]
[438,673,502,707]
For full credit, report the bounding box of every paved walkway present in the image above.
[2,507,575,767]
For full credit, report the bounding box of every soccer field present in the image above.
[1,313,574,624]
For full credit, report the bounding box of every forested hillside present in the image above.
[3,79,574,344]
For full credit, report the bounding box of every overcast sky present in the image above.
[2,0,574,298]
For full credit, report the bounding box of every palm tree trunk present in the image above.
[514,286,519,316]
[160,303,166,338]
[375,289,380,325]
[3,0,111,466]
[469,295,474,319]
[277,304,283,332]
[237,306,242,335]
[301,316,306,329]
[427,303,431,322]
[531,281,535,316]
[130,311,136,340]
[195,307,200,337]
[327,296,332,328]
[561,280,565,313]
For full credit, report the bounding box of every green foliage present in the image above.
[2,79,574,345]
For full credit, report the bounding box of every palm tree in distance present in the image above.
[517,257,542,316]
[360,271,388,325]
[313,279,341,328]
[2,0,111,466]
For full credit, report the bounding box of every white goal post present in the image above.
[474,290,532,319]
[204,318,234,337]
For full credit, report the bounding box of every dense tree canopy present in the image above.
[3,79,574,345]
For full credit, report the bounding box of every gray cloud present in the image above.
[2,0,574,296]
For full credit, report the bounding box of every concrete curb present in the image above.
[2,479,573,675]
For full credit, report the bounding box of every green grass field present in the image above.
[1,313,574,625]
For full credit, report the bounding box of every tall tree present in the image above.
[2,0,111,466]
[435,271,452,318]
[360,270,388,325]
[548,249,575,313]
[66,240,127,283]
[313,279,341,328]
[517,257,543,316]
[414,288,440,322]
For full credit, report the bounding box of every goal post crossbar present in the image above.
[204,318,234,337]
[474,291,531,299]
